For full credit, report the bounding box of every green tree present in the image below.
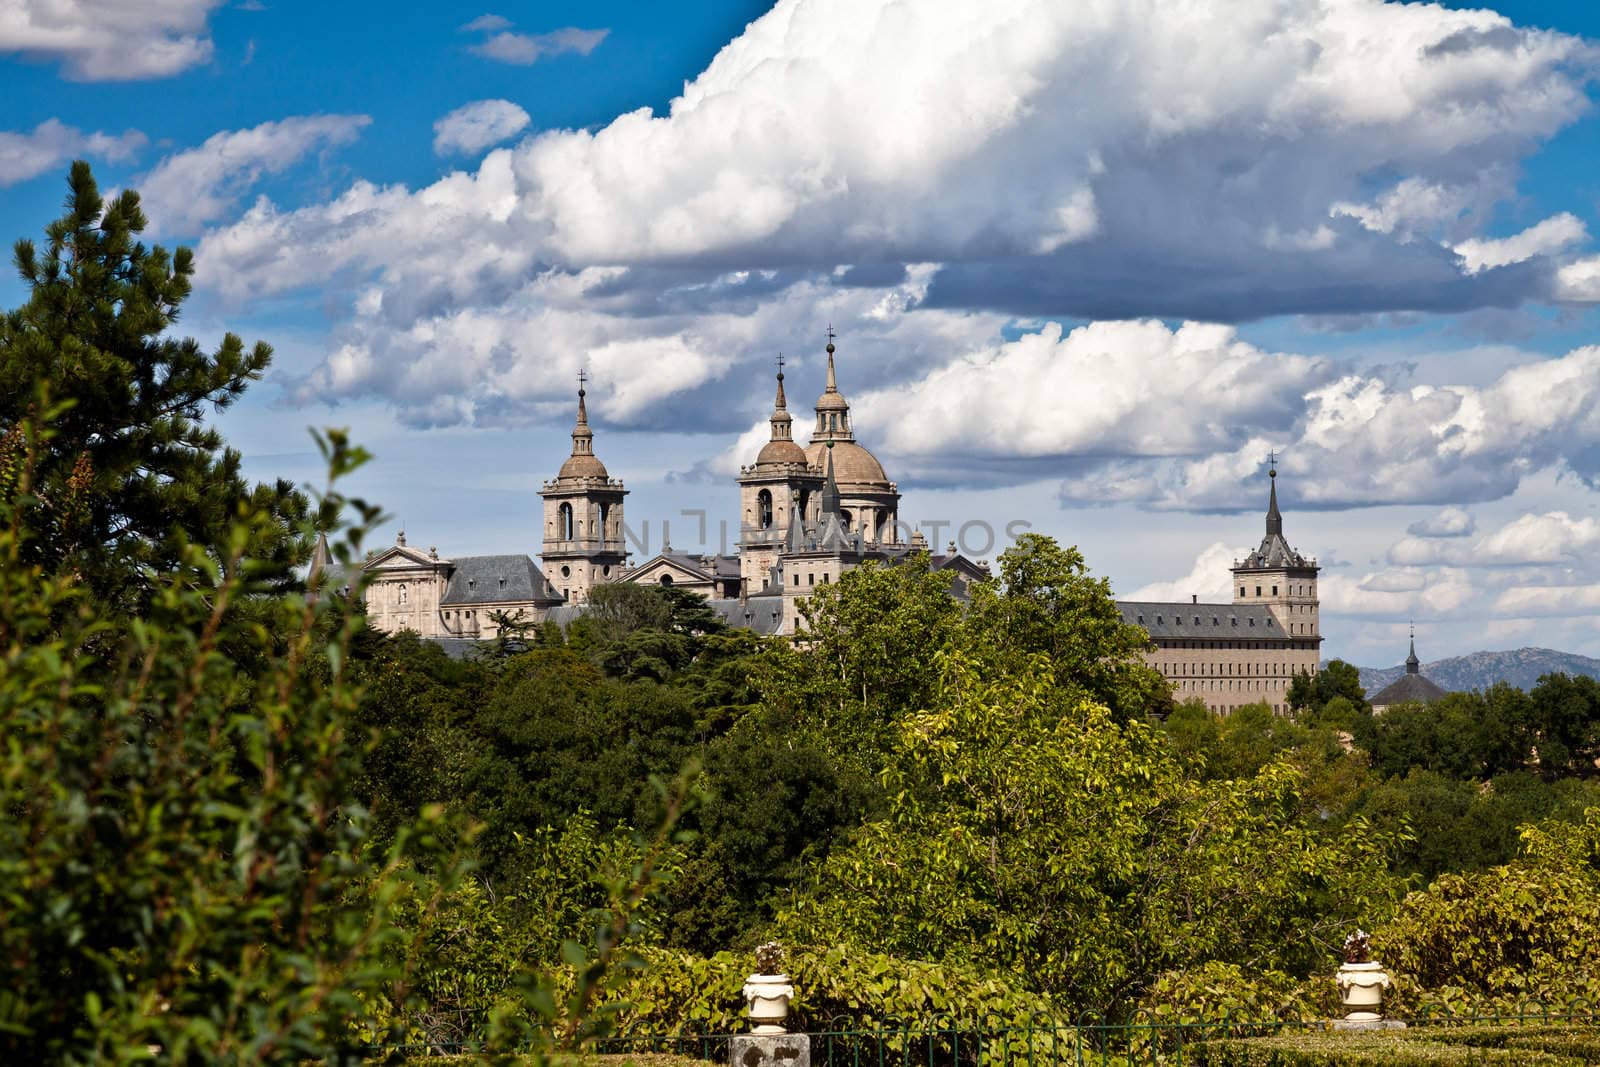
[0,163,305,605]
[966,533,1170,721]
[1524,673,1600,780]
[1287,658,1367,714]
[0,424,460,1062]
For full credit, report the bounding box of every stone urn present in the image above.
[1335,930,1392,1024]
[743,942,795,1034]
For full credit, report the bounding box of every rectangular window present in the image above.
[1271,585,1278,596]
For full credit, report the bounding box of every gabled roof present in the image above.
[1116,600,1291,641]
[441,554,561,606]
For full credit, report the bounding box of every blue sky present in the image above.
[4,0,1600,665]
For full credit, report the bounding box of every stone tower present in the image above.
[1232,461,1320,641]
[801,331,901,545]
[540,378,627,604]
[738,356,821,591]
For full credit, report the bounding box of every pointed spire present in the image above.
[812,326,854,441]
[1406,623,1420,674]
[308,531,332,599]
[820,443,842,518]
[571,370,594,457]
[769,353,794,442]
[310,531,331,575]
[824,325,838,393]
[1266,451,1283,537]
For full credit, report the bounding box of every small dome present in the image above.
[558,453,609,480]
[815,390,850,412]
[757,439,809,467]
[805,440,887,485]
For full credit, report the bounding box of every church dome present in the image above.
[805,439,887,485]
[558,452,610,480]
[757,438,809,467]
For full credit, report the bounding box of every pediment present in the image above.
[622,554,714,585]
[364,544,448,571]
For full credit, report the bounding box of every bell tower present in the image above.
[738,355,821,591]
[540,373,628,603]
[1232,456,1320,642]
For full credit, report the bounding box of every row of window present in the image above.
[791,571,831,587]
[1174,679,1284,693]
[1241,583,1314,597]
[1160,661,1301,677]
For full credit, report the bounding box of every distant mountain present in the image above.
[1351,647,1600,695]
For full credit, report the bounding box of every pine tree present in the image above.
[0,161,305,605]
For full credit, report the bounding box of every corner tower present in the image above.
[738,356,821,590]
[1232,459,1320,643]
[540,375,627,603]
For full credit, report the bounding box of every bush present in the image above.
[1195,1026,1600,1065]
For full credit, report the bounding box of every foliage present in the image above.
[602,944,1062,1035]
[781,644,1404,1015]
[964,533,1172,722]
[1288,660,1368,714]
[0,162,305,606]
[1375,808,1600,1014]
[1193,1028,1594,1066]
[1138,961,1330,1026]
[0,423,462,1063]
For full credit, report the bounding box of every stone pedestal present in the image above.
[731,1033,810,1067]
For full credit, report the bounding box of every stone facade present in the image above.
[1115,465,1322,714]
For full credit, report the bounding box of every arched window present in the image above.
[559,502,574,540]
[758,489,773,529]
[599,502,610,538]
[840,508,852,529]
[659,574,674,586]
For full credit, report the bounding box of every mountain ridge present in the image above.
[1351,646,1600,695]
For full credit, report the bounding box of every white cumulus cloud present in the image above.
[0,119,145,186]
[432,100,531,157]
[0,0,224,80]
[467,26,607,65]
[1408,506,1477,538]
[1455,213,1589,272]
[188,0,1600,461]
[136,114,371,234]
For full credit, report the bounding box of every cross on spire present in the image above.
[577,368,588,394]
[825,323,836,345]
[776,352,785,375]
[1268,448,1278,476]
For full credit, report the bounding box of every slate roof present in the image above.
[539,594,786,636]
[1116,600,1291,641]
[440,554,561,606]
[1370,670,1449,707]
[708,597,785,635]
[655,551,741,580]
